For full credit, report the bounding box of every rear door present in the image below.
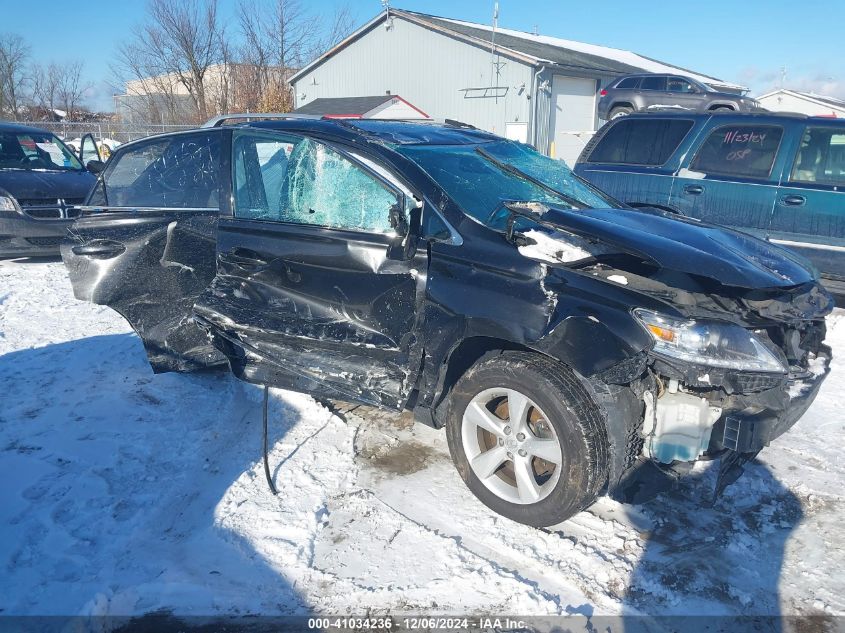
[638,75,667,111]
[62,129,228,372]
[193,129,427,409]
[669,120,785,238]
[770,123,845,282]
[574,117,695,210]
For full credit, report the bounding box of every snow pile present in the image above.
[0,260,843,619]
[518,229,593,264]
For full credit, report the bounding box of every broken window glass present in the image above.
[102,131,222,209]
[483,141,615,208]
[233,131,398,234]
[399,141,619,227]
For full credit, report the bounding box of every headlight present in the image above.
[634,309,786,373]
[0,195,17,212]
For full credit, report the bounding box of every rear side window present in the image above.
[690,125,783,179]
[790,127,845,186]
[615,77,640,89]
[92,132,221,209]
[587,118,694,166]
[640,76,666,91]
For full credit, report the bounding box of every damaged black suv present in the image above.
[62,117,833,527]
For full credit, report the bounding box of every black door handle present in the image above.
[229,248,270,271]
[782,195,806,207]
[683,184,705,195]
[71,240,126,259]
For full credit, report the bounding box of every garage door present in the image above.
[550,75,597,165]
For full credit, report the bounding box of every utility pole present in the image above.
[491,2,502,103]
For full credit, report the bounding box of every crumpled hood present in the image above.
[539,206,816,289]
[0,169,95,201]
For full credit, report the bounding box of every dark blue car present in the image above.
[0,122,100,257]
[574,112,845,297]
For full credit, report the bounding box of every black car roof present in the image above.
[0,121,57,135]
[246,118,500,146]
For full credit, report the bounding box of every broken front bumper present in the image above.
[606,344,832,504]
[0,211,72,257]
[710,346,832,454]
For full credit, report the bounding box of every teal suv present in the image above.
[574,112,845,298]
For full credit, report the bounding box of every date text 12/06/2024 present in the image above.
[306,617,528,630]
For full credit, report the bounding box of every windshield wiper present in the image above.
[475,147,589,210]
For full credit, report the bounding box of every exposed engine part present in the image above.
[642,380,722,464]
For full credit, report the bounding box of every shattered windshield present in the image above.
[398,140,619,225]
[482,141,616,209]
[0,131,83,171]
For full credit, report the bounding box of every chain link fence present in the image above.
[14,121,196,146]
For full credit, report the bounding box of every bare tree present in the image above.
[115,0,227,123]
[30,61,92,120]
[0,34,31,119]
[31,63,59,114]
[236,1,355,113]
[111,0,355,122]
[236,0,316,112]
[56,61,92,121]
[312,5,356,61]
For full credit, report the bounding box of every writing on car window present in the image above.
[690,125,783,179]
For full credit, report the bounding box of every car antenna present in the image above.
[262,386,279,495]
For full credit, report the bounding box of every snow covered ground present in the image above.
[1,259,843,620]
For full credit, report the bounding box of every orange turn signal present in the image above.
[646,324,676,343]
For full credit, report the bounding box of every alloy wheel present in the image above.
[461,387,563,505]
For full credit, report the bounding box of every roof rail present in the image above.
[201,113,322,128]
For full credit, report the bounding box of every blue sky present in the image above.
[5,0,843,111]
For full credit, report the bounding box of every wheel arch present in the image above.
[708,102,737,111]
[421,333,610,428]
[420,336,550,427]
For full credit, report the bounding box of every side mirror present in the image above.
[386,201,418,261]
[389,202,409,237]
[86,160,106,174]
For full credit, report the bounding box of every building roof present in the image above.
[290,8,744,92]
[294,95,400,116]
[757,89,845,113]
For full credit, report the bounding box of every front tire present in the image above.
[445,352,609,527]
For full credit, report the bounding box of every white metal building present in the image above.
[290,8,742,164]
[757,89,845,118]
